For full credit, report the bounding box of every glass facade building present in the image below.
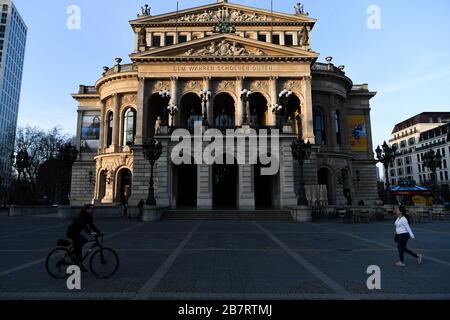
[0,0,27,189]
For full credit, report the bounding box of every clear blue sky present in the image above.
[14,0,450,151]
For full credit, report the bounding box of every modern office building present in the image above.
[70,0,379,211]
[388,112,450,186]
[0,0,27,189]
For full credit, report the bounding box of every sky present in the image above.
[12,0,450,151]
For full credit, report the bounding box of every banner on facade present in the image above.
[80,114,100,153]
[348,115,368,152]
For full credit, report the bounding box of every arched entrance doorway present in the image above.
[174,161,198,208]
[254,163,274,208]
[213,92,235,129]
[213,162,238,209]
[180,93,202,130]
[285,94,302,137]
[147,93,165,138]
[318,167,335,205]
[97,170,107,202]
[117,168,132,203]
[249,92,268,128]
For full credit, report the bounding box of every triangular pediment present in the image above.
[130,34,319,61]
[130,2,316,25]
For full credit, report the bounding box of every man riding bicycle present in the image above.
[67,204,101,272]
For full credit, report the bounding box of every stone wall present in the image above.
[70,161,96,206]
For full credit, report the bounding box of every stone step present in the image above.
[162,210,293,221]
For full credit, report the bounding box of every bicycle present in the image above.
[45,233,119,279]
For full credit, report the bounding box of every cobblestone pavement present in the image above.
[1,215,450,300]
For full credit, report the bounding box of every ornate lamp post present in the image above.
[159,89,171,127]
[199,89,212,128]
[240,89,252,125]
[142,138,163,206]
[167,103,179,132]
[278,89,293,125]
[423,148,443,205]
[375,142,398,204]
[291,138,312,205]
[272,103,283,129]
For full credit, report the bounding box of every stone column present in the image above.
[135,77,145,145]
[293,32,299,47]
[170,77,178,106]
[236,77,244,126]
[112,94,121,151]
[197,163,213,209]
[203,77,213,126]
[269,77,278,127]
[302,77,315,143]
[99,102,106,153]
[238,164,255,210]
[155,139,170,207]
[279,139,298,208]
[76,110,83,155]
[329,96,338,150]
[170,77,179,128]
[365,108,375,158]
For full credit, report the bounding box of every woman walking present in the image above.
[394,205,422,267]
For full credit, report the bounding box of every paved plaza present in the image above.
[0,215,450,300]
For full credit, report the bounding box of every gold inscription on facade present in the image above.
[172,65,273,73]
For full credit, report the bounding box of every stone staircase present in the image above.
[161,209,293,221]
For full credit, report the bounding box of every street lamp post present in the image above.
[142,138,163,206]
[278,89,293,126]
[199,89,212,128]
[291,138,312,206]
[240,89,252,126]
[423,148,443,205]
[272,103,283,129]
[159,89,171,127]
[375,142,398,204]
[167,103,179,132]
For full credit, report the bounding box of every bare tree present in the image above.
[11,126,76,205]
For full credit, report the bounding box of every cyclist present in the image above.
[67,204,101,272]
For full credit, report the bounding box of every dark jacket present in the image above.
[67,210,100,238]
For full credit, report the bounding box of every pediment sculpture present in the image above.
[169,8,280,23]
[184,40,265,57]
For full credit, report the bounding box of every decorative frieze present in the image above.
[184,40,265,57]
[215,80,236,92]
[168,8,281,23]
[182,80,203,93]
[151,80,171,93]
[250,80,269,92]
[122,94,137,107]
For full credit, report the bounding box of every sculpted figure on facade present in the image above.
[170,9,279,23]
[154,117,162,136]
[299,25,310,46]
[184,41,264,57]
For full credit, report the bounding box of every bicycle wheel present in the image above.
[89,248,119,279]
[45,247,75,279]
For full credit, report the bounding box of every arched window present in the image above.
[123,108,136,146]
[313,107,326,145]
[106,112,113,147]
[335,110,341,145]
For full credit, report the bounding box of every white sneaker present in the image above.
[395,261,406,267]
[417,255,422,265]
